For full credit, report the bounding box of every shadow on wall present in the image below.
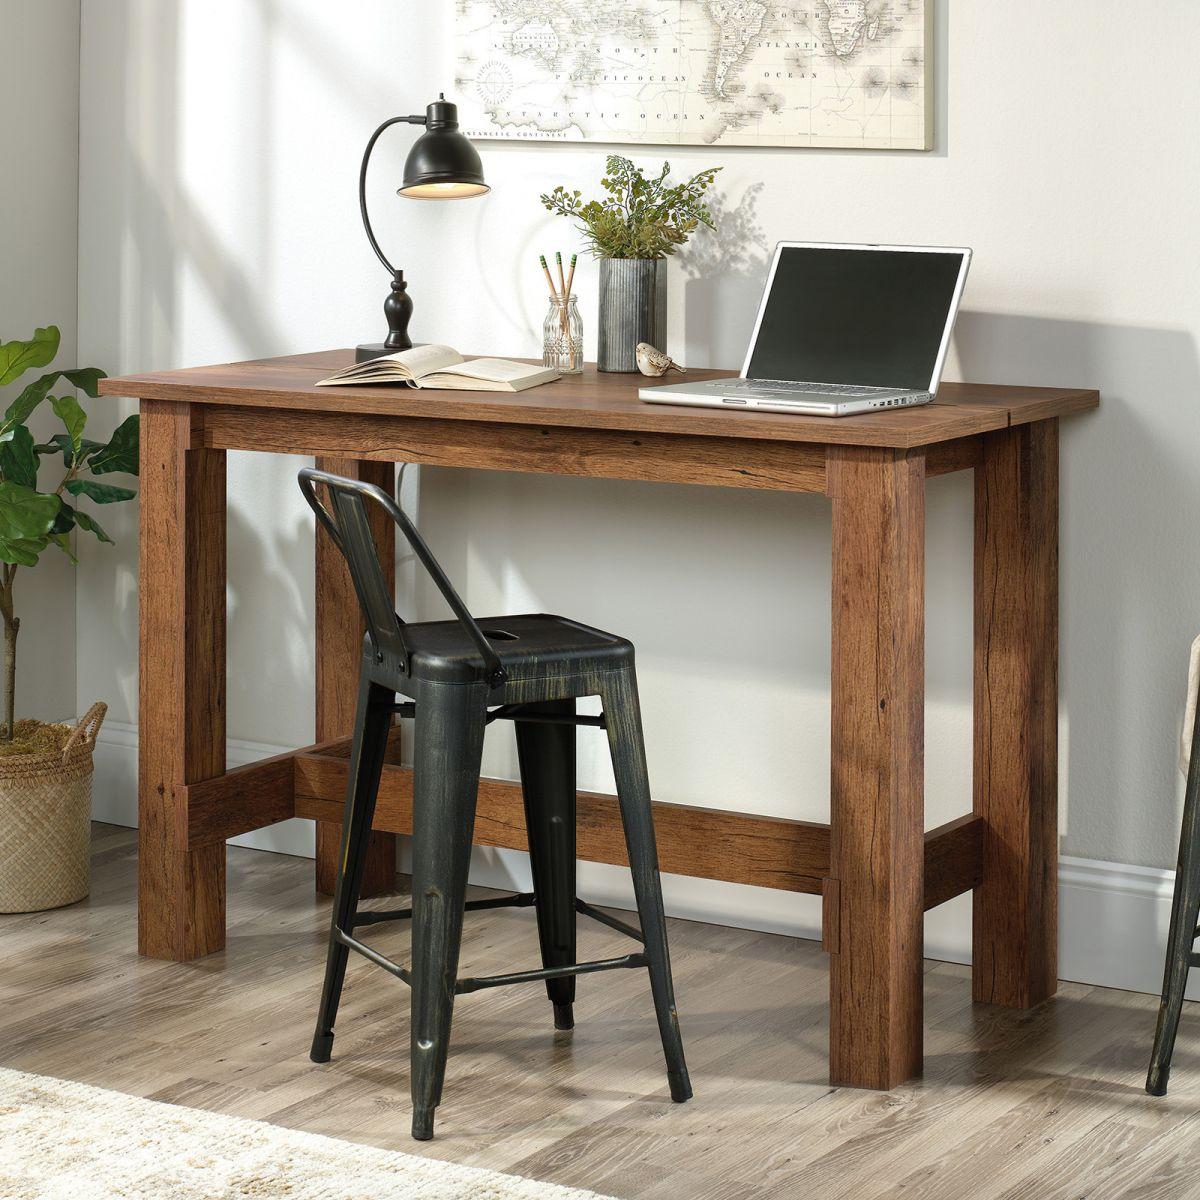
[954,311,1200,872]
[224,489,314,727]
[678,182,772,369]
[117,56,288,363]
[87,1,318,738]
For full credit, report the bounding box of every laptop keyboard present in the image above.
[724,378,891,397]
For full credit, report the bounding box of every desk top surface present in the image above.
[101,349,1099,449]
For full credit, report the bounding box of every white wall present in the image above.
[0,0,80,726]
[75,3,1200,956]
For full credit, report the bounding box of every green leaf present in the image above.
[58,367,106,398]
[35,433,103,464]
[0,483,60,543]
[73,507,112,544]
[0,367,107,443]
[1,373,58,432]
[50,501,76,535]
[0,327,59,387]
[53,535,75,559]
[50,394,86,455]
[0,536,47,567]
[65,479,135,504]
[88,414,139,476]
[48,531,77,564]
[0,426,39,489]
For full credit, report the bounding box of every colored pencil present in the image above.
[553,251,570,340]
[539,255,560,302]
[561,252,578,370]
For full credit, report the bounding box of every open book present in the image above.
[316,345,559,393]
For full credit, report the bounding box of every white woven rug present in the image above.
[0,1067,614,1200]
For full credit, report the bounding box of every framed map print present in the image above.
[454,2,932,150]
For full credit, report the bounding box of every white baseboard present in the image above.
[92,721,1192,1001]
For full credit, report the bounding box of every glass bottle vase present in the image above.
[543,294,583,374]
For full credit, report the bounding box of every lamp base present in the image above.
[356,342,408,363]
[358,270,416,363]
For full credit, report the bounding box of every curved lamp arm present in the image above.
[358,114,426,276]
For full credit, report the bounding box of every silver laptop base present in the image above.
[640,378,932,418]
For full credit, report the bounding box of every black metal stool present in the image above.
[299,467,691,1140]
[1147,694,1200,1095]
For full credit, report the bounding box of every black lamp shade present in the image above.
[399,98,488,199]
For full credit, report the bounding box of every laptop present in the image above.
[640,241,971,417]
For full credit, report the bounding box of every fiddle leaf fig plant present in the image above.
[0,326,138,746]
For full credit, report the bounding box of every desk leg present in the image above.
[973,421,1058,1008]
[138,400,226,960]
[828,446,925,1088]
[314,457,398,897]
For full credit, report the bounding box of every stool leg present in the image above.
[600,668,692,1103]
[516,699,578,1031]
[1148,731,1200,1094]
[311,673,394,1063]
[409,680,488,1140]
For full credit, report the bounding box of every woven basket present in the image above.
[0,702,106,914]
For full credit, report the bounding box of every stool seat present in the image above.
[401,612,633,685]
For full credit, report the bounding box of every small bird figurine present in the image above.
[636,342,684,377]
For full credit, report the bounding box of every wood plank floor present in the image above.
[4,824,1200,1199]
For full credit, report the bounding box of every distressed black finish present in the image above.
[299,467,692,1140]
[516,699,579,1029]
[309,671,394,1064]
[601,667,691,1104]
[1148,698,1200,1095]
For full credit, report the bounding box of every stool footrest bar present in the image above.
[575,898,644,942]
[353,892,535,928]
[333,926,412,983]
[340,894,649,995]
[388,700,606,727]
[456,953,649,995]
[486,704,606,728]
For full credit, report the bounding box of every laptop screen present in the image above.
[744,245,968,390]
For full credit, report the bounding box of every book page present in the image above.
[389,344,464,378]
[440,358,551,383]
[315,344,463,385]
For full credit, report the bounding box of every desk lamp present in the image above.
[356,95,488,363]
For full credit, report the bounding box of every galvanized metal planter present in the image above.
[597,258,667,373]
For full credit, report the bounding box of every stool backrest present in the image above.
[298,467,506,686]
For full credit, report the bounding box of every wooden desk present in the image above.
[101,351,1098,1089]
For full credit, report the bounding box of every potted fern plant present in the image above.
[541,156,720,372]
[0,326,138,913]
